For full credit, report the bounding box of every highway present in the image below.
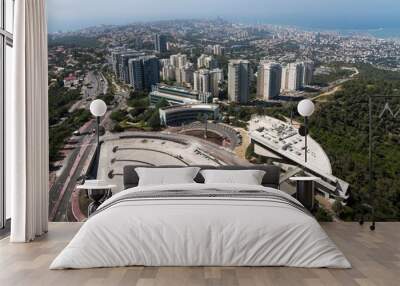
[69,71,108,113]
[49,71,126,221]
[49,71,107,221]
[49,120,96,221]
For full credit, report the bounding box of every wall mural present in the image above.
[46,17,400,224]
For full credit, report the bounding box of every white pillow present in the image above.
[135,167,201,186]
[200,169,266,185]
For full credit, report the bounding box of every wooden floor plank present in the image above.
[0,222,399,286]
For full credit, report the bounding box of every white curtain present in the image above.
[8,0,49,242]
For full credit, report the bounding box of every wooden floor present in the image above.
[0,222,399,286]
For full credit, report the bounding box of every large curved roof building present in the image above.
[149,84,212,106]
[249,116,349,200]
[159,104,219,126]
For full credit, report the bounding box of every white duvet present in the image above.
[50,183,351,269]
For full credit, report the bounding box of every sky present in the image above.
[47,0,400,33]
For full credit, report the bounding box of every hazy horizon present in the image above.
[48,0,400,35]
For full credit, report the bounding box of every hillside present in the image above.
[309,65,400,220]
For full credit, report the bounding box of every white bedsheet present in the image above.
[50,183,351,269]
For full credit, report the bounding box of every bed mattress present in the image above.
[50,183,351,269]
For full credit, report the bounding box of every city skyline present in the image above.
[45,13,400,225]
[48,0,400,34]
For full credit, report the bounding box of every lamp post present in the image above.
[203,113,209,139]
[90,99,107,159]
[297,99,315,163]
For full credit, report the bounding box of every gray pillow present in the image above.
[136,167,201,186]
[200,169,266,185]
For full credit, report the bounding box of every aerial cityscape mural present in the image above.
[46,1,400,223]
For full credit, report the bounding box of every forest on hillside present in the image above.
[309,65,400,221]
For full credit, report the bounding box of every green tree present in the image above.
[245,143,255,160]
[110,110,127,122]
[148,111,161,130]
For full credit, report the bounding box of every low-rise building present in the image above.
[63,74,79,89]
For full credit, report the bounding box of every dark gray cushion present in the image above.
[123,165,280,190]
[209,165,281,189]
[123,165,215,189]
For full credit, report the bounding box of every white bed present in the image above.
[50,183,351,269]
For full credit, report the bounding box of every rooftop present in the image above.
[229,59,250,64]
[150,90,201,105]
[154,84,198,95]
[249,116,349,199]
[97,132,225,192]
[249,116,332,174]
[160,104,219,113]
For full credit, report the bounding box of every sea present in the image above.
[232,16,400,40]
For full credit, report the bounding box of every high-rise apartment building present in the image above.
[111,51,145,82]
[290,62,304,91]
[205,44,225,56]
[111,49,125,78]
[182,64,194,85]
[169,54,179,68]
[176,63,194,86]
[159,58,170,68]
[177,55,188,69]
[209,68,224,97]
[281,65,289,92]
[170,54,191,86]
[213,45,225,56]
[162,65,176,81]
[193,71,200,92]
[128,58,144,90]
[281,62,304,92]
[170,53,187,69]
[154,34,167,53]
[194,68,223,97]
[166,42,174,51]
[302,60,314,86]
[257,62,282,101]
[197,55,206,68]
[197,54,218,69]
[193,69,210,94]
[128,55,160,91]
[142,56,161,90]
[228,60,250,104]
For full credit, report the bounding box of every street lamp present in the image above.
[203,113,209,139]
[297,99,315,163]
[90,99,107,158]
